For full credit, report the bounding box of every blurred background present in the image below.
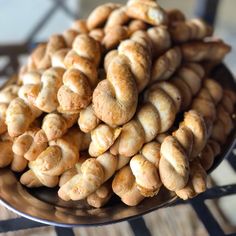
[0,1,236,235]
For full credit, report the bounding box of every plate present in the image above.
[0,64,235,227]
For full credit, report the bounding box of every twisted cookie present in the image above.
[170,19,213,43]
[167,9,186,24]
[20,128,89,187]
[0,85,19,134]
[0,134,27,172]
[58,153,130,201]
[89,124,121,157]
[87,3,121,30]
[159,110,207,191]
[6,95,42,137]
[211,90,236,144]
[59,156,113,208]
[171,63,205,111]
[83,65,204,159]
[57,35,101,113]
[198,139,221,171]
[181,40,231,62]
[34,113,79,142]
[20,20,88,78]
[31,67,65,113]
[175,159,207,200]
[151,47,182,83]
[12,127,48,161]
[126,0,168,26]
[130,141,162,197]
[112,165,144,206]
[161,79,223,189]
[93,31,151,126]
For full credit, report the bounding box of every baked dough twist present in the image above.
[170,19,213,43]
[19,19,88,79]
[167,9,186,24]
[211,90,236,144]
[175,159,207,200]
[93,31,151,126]
[112,165,144,206]
[59,155,113,208]
[58,153,130,201]
[6,95,42,137]
[87,3,121,30]
[78,27,172,133]
[130,141,162,197]
[171,63,205,111]
[0,134,27,172]
[34,113,79,142]
[32,67,65,112]
[20,128,89,187]
[181,40,231,62]
[191,79,223,136]
[146,26,171,58]
[160,110,207,191]
[198,139,221,171]
[159,79,223,191]
[88,124,121,157]
[107,64,203,158]
[151,47,182,83]
[126,0,168,26]
[12,127,48,161]
[0,85,19,134]
[57,34,101,113]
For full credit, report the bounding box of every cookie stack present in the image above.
[0,0,235,208]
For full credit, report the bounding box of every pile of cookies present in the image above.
[0,0,235,208]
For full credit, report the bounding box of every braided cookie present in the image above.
[102,6,130,50]
[102,8,149,50]
[59,156,113,208]
[175,159,207,200]
[87,3,121,30]
[191,79,223,136]
[19,20,88,78]
[181,40,231,62]
[167,9,186,24]
[126,0,168,26]
[20,128,88,187]
[211,90,236,144]
[146,26,171,58]
[28,67,65,113]
[56,34,101,113]
[58,153,130,201]
[170,19,213,43]
[34,113,79,142]
[166,80,223,178]
[112,165,144,206]
[198,139,221,171]
[160,79,223,189]
[0,85,19,134]
[88,124,121,157]
[78,104,100,133]
[78,27,172,133]
[92,31,151,126]
[0,134,27,172]
[109,65,204,158]
[151,47,182,83]
[171,63,205,111]
[12,127,48,161]
[6,95,42,137]
[130,140,162,197]
[160,110,207,191]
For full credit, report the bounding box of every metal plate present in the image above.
[0,64,235,227]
